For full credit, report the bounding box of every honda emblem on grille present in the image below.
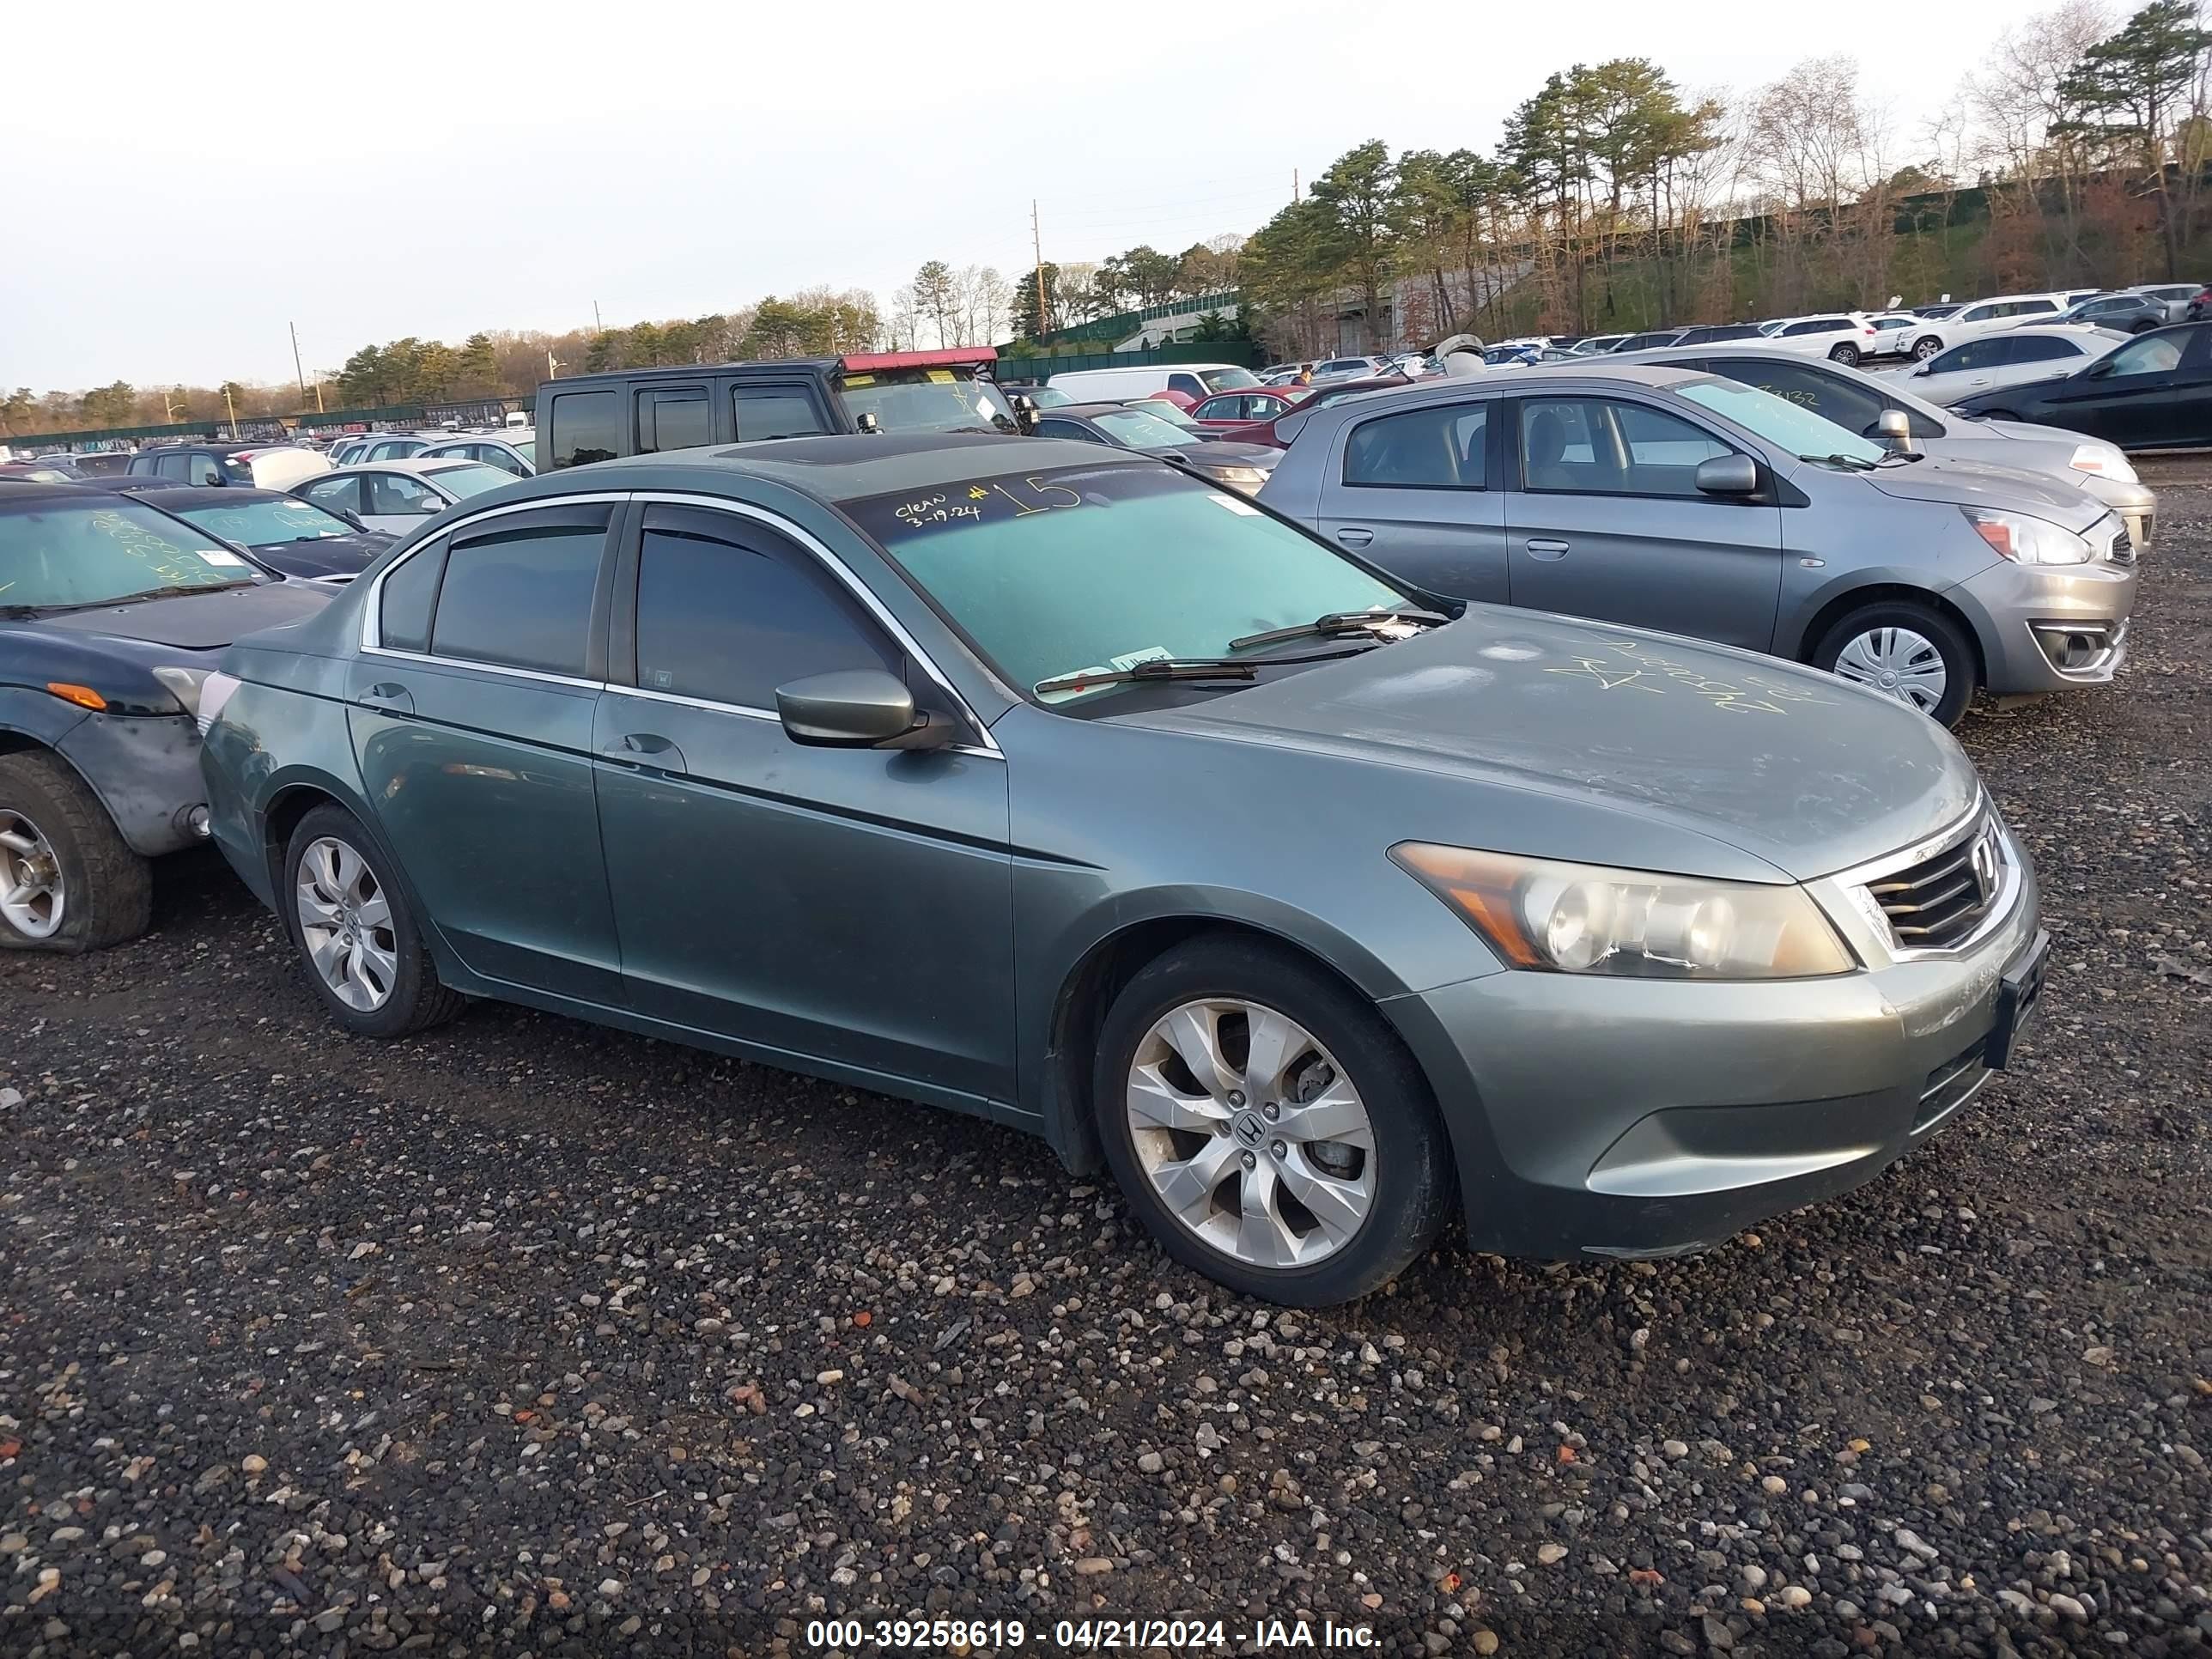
[1970,829,1999,900]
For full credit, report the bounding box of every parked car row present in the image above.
[0,330,2154,1305]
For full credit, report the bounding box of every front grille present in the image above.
[1865,817,2005,951]
[1916,1040,1989,1132]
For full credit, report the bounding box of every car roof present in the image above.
[318,457,486,477]
[1048,403,1153,419]
[118,485,291,507]
[475,432,1128,510]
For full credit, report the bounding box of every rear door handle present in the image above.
[1334,526,1374,547]
[1524,538,1570,560]
[359,683,413,716]
[601,732,688,774]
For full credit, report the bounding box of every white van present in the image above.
[1044,362,1261,405]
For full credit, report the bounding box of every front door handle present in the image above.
[359,683,413,716]
[1334,526,1375,547]
[1524,538,1570,560]
[601,732,688,774]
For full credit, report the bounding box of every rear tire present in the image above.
[1828,343,1863,366]
[1092,933,1454,1306]
[1812,601,1978,727]
[2129,319,2159,334]
[0,751,151,954]
[281,804,464,1037]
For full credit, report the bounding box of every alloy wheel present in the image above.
[1125,998,1376,1269]
[295,836,398,1012]
[0,810,64,939]
[1832,626,1948,714]
[1913,337,1942,360]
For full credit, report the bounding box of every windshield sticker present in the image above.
[198,548,248,566]
[1207,495,1263,515]
[1547,633,1838,714]
[1108,646,1172,672]
[926,368,955,384]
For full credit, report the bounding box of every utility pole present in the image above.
[1293,168,1300,203]
[1031,200,1047,335]
[222,385,240,441]
[592,301,603,332]
[161,389,185,422]
[547,348,562,379]
[289,321,309,406]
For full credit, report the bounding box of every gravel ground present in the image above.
[4,466,2210,1659]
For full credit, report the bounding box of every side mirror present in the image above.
[775,669,951,750]
[1693,453,1761,497]
[1875,409,1913,452]
[1012,394,1039,434]
[854,411,882,435]
[339,510,369,532]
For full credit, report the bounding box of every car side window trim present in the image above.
[355,489,1004,757]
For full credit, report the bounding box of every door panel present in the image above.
[592,502,1015,1101]
[1314,398,1510,603]
[349,659,621,1000]
[594,694,1015,1098]
[1505,397,1784,650]
[347,505,623,1000]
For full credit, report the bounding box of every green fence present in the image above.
[1034,291,1243,348]
[4,398,534,453]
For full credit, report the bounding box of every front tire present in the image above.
[0,751,151,953]
[282,804,464,1036]
[1911,336,1942,361]
[1829,343,1862,366]
[1813,602,1977,726]
[1092,933,1453,1305]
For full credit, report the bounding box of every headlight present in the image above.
[1207,465,1268,492]
[150,665,210,716]
[2067,444,2138,484]
[1960,507,2094,565]
[1389,843,1855,980]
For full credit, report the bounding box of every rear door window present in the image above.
[547,390,622,469]
[635,386,710,454]
[1343,403,1488,489]
[300,475,363,516]
[428,511,611,675]
[379,540,447,653]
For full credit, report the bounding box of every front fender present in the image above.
[1775,564,1983,661]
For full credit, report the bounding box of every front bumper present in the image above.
[2075,474,2155,553]
[1951,553,2137,694]
[1382,818,2042,1260]
[55,711,213,859]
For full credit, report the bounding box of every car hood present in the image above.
[1114,607,1980,882]
[31,580,331,658]
[239,531,393,580]
[1854,453,2109,530]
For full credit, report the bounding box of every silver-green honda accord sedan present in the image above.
[198,433,2048,1305]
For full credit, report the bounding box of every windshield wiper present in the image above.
[1228,608,1451,653]
[1035,659,1259,696]
[1798,452,1879,471]
[1035,640,1394,697]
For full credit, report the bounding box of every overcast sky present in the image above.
[3,0,2046,391]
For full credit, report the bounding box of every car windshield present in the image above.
[176,496,356,545]
[508,437,536,462]
[0,497,264,609]
[422,463,514,498]
[1093,408,1194,450]
[1133,399,1200,428]
[1676,379,1887,465]
[847,462,1408,703]
[1198,368,1260,392]
[837,368,1019,434]
[1018,386,1073,408]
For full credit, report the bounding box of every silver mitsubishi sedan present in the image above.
[202,434,2049,1306]
[1259,365,2137,726]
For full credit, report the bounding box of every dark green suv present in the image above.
[538,349,1024,468]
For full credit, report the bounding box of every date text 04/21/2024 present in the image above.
[802,1618,1377,1650]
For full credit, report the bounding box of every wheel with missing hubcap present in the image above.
[1094,935,1452,1304]
[0,809,64,940]
[0,750,150,953]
